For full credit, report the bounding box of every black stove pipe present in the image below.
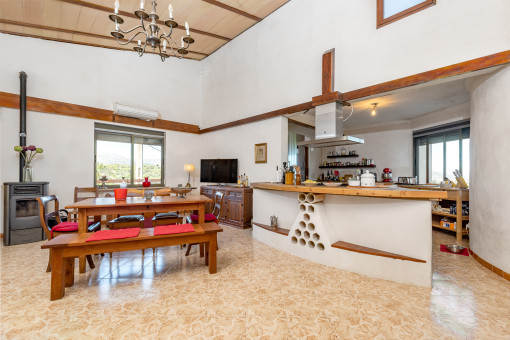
[19,71,27,182]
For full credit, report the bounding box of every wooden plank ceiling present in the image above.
[0,0,288,60]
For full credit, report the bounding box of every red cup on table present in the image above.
[114,188,127,201]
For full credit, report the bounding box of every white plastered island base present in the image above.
[253,189,432,287]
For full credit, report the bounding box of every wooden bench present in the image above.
[41,223,222,300]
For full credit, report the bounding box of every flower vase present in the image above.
[142,177,151,187]
[23,161,33,182]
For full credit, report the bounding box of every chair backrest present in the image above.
[74,187,98,202]
[154,188,172,197]
[127,188,144,197]
[36,195,61,240]
[211,192,225,220]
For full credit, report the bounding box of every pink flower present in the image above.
[28,145,36,151]
[22,146,28,152]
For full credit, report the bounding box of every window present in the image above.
[377,0,436,28]
[413,120,470,184]
[94,123,165,187]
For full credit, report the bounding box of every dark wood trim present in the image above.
[343,50,510,101]
[0,92,200,134]
[469,249,510,282]
[312,91,343,106]
[57,0,231,42]
[377,0,436,29]
[322,49,335,94]
[0,30,201,60]
[252,222,290,236]
[0,19,208,57]
[332,240,426,263]
[202,0,261,22]
[199,101,313,134]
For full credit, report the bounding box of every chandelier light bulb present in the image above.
[138,40,141,46]
[168,4,173,18]
[185,21,189,35]
[163,40,167,51]
[114,0,119,14]
[140,0,144,10]
[181,36,184,47]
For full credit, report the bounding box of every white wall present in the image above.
[469,65,510,273]
[199,0,510,128]
[199,117,288,184]
[0,108,201,209]
[320,129,413,181]
[0,33,200,124]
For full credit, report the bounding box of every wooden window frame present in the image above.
[377,0,436,29]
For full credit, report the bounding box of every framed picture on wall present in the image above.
[255,143,267,163]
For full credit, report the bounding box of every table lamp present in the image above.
[184,164,195,187]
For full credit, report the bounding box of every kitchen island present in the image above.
[251,183,447,287]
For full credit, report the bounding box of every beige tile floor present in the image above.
[1,226,509,339]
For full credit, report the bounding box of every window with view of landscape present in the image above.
[94,123,164,187]
[413,121,470,185]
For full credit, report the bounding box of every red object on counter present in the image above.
[382,168,393,182]
[142,177,151,187]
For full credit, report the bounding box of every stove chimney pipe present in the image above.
[19,71,27,182]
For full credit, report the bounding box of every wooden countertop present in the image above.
[251,182,448,200]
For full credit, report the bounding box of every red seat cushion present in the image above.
[52,221,78,232]
[189,213,216,222]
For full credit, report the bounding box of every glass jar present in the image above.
[22,161,33,182]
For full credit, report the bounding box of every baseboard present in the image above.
[469,249,510,282]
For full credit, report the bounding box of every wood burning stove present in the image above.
[3,182,48,245]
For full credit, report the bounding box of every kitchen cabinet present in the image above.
[200,185,253,229]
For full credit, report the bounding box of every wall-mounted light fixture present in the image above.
[371,103,378,116]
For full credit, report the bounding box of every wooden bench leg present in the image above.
[204,242,209,266]
[50,249,66,301]
[208,236,217,274]
[199,243,204,258]
[65,257,75,287]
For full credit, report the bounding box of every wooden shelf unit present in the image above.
[434,189,469,241]
[200,185,253,229]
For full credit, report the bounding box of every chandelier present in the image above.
[109,0,194,61]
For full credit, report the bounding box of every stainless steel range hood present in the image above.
[296,102,364,148]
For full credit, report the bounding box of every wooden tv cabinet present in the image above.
[200,185,253,229]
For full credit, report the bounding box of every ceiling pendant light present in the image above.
[371,103,378,116]
[109,0,194,62]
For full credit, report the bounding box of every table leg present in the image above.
[200,242,204,258]
[65,257,75,287]
[204,242,209,266]
[198,203,205,224]
[50,249,66,301]
[208,235,217,274]
[78,209,88,273]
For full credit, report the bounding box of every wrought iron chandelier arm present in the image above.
[117,24,145,35]
[116,30,148,46]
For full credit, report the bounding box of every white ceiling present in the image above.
[287,77,472,130]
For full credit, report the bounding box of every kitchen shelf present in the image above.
[326,154,359,158]
[319,165,376,169]
[432,221,468,235]
[432,210,469,220]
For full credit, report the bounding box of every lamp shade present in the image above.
[184,164,195,172]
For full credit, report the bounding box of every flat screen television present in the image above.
[200,159,238,184]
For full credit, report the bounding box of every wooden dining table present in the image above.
[65,194,213,273]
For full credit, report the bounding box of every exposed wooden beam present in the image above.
[322,49,335,94]
[343,50,510,101]
[0,19,209,57]
[202,0,262,22]
[0,92,200,134]
[199,102,314,134]
[57,0,231,41]
[288,119,314,129]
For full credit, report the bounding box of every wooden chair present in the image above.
[108,189,145,229]
[107,189,145,257]
[69,187,99,222]
[151,188,184,227]
[37,195,101,272]
[185,191,224,256]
